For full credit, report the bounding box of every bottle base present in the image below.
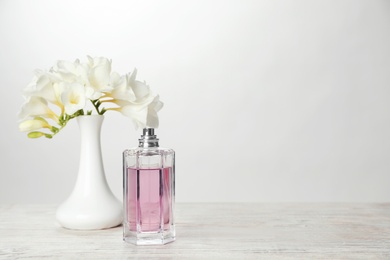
[123,233,175,245]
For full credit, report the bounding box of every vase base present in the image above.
[57,222,122,230]
[56,199,123,230]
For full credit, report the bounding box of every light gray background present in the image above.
[1,0,389,203]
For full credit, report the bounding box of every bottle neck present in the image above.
[138,128,159,148]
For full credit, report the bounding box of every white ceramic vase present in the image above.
[56,115,122,230]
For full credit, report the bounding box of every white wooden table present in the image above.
[0,203,389,259]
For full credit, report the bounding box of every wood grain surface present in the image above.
[0,203,389,259]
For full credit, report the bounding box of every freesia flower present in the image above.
[18,56,164,138]
[110,71,136,102]
[119,95,163,129]
[86,56,112,93]
[19,117,51,132]
[146,95,163,128]
[23,71,59,104]
[60,82,87,115]
[106,68,163,128]
[18,96,59,123]
[52,59,87,83]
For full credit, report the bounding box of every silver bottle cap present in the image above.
[139,128,159,148]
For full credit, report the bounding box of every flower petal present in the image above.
[87,56,112,92]
[19,118,49,132]
[61,82,86,115]
[18,97,55,121]
[89,64,111,91]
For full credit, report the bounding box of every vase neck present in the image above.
[75,115,107,186]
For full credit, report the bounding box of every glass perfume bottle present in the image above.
[123,128,175,245]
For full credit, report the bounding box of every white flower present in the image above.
[130,75,152,101]
[19,117,51,132]
[52,59,90,86]
[110,71,135,102]
[23,70,61,104]
[146,95,163,128]
[108,68,163,129]
[119,94,163,129]
[18,96,59,122]
[51,59,99,100]
[60,82,87,115]
[86,56,112,94]
[111,69,151,101]
[18,56,164,138]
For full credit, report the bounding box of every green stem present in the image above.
[91,99,106,115]
[47,109,84,138]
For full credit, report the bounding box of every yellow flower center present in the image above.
[70,94,79,105]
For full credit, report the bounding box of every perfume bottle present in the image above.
[123,128,175,245]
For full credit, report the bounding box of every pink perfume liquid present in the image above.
[127,167,172,232]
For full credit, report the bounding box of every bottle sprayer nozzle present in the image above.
[143,128,155,136]
[139,128,159,148]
